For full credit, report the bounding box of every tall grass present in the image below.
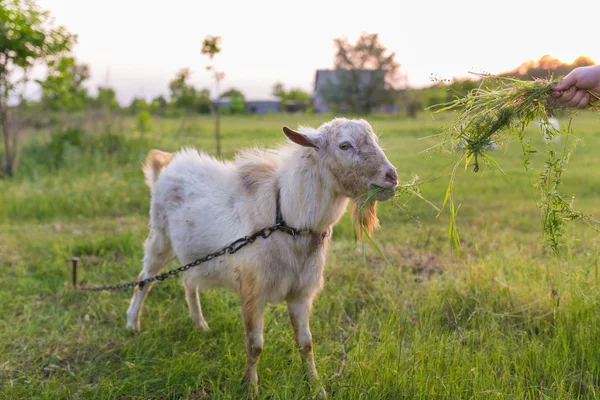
[3,114,600,399]
[428,75,600,253]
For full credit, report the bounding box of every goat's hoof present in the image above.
[193,318,210,331]
[240,373,258,397]
[125,320,140,331]
[240,380,258,398]
[315,386,327,399]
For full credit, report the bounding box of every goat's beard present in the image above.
[351,199,380,240]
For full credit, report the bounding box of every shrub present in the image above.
[136,111,151,134]
[44,128,85,169]
[18,128,149,178]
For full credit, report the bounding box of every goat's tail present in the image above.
[143,149,173,190]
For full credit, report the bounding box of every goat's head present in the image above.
[282,118,398,237]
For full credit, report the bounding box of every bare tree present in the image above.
[201,35,224,157]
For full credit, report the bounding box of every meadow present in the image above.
[1,111,600,399]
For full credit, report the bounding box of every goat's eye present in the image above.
[339,142,352,150]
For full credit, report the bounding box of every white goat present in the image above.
[126,118,398,394]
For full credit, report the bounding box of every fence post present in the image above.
[71,257,79,289]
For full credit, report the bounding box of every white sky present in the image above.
[36,0,599,105]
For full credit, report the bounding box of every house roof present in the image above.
[212,98,281,104]
[245,100,281,105]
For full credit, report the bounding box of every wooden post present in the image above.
[71,257,79,288]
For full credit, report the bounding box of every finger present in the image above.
[567,90,586,107]
[552,82,568,92]
[557,86,577,104]
[576,93,590,109]
[547,93,559,107]
[552,73,577,91]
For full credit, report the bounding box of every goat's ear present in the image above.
[282,126,319,150]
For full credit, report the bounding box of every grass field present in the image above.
[2,112,600,399]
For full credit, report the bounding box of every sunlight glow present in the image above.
[36,0,599,104]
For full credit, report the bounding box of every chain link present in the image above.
[78,223,310,292]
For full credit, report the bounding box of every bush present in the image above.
[18,128,149,178]
[91,131,127,155]
[44,128,85,169]
[136,111,151,134]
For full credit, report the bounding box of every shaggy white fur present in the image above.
[126,118,398,393]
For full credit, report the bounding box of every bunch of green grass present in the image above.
[354,175,439,263]
[428,74,600,253]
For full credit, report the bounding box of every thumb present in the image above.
[552,73,577,91]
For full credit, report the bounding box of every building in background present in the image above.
[283,100,310,113]
[245,100,282,114]
[212,98,282,114]
[212,97,231,113]
[312,69,399,113]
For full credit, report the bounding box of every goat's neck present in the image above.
[277,147,349,233]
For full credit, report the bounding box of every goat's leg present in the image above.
[240,285,265,394]
[288,299,326,397]
[126,229,172,331]
[183,281,209,331]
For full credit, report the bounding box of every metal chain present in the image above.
[77,223,311,292]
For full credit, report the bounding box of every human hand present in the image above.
[551,65,600,109]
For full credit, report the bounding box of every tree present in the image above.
[272,82,311,112]
[272,81,285,99]
[150,95,167,116]
[272,82,310,103]
[94,87,120,111]
[221,88,244,99]
[167,69,211,115]
[318,33,400,114]
[284,88,310,103]
[0,0,75,176]
[201,35,224,157]
[136,110,151,134]
[169,68,197,110]
[194,88,212,114]
[37,56,90,111]
[128,97,149,115]
[509,54,596,80]
[221,88,245,114]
